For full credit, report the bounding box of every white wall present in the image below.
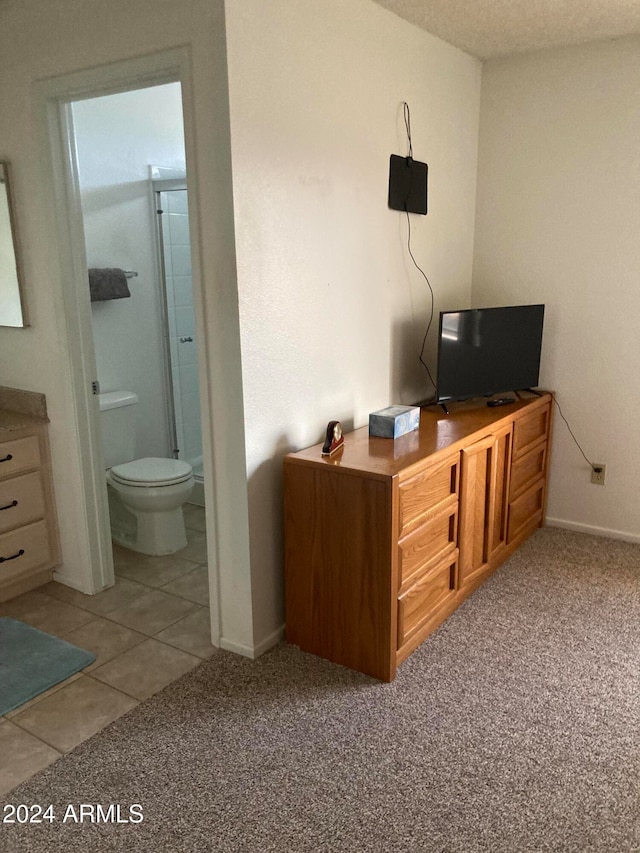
[225,0,481,640]
[473,36,640,541]
[73,84,185,459]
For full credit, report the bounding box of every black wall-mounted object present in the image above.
[388,154,428,215]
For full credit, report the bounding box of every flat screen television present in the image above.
[435,304,545,406]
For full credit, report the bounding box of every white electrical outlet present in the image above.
[591,463,606,485]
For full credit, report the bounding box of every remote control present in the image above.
[487,397,516,407]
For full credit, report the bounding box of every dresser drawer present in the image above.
[0,435,41,479]
[398,506,457,592]
[512,404,550,460]
[510,440,547,500]
[398,453,459,536]
[507,480,545,543]
[0,519,52,582]
[0,471,46,534]
[397,555,457,648]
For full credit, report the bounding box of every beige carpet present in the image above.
[3,527,639,852]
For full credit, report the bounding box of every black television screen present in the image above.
[436,304,545,404]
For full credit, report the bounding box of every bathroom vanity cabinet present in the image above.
[0,388,61,602]
[284,392,553,681]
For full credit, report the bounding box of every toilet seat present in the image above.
[110,457,193,488]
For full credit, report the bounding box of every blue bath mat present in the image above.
[0,617,95,715]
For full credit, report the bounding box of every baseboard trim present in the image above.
[546,517,640,545]
[219,624,285,660]
[52,569,92,593]
[253,625,285,657]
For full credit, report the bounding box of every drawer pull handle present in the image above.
[0,453,13,463]
[0,548,25,563]
[0,500,18,511]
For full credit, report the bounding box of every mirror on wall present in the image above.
[0,161,28,327]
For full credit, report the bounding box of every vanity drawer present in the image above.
[0,435,41,479]
[0,471,46,534]
[0,519,52,582]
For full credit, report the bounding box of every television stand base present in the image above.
[421,399,450,414]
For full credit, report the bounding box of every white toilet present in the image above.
[98,390,195,556]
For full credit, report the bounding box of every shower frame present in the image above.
[152,171,205,505]
[152,173,184,462]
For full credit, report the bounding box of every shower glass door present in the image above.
[154,174,203,482]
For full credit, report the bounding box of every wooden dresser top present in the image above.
[285,392,552,480]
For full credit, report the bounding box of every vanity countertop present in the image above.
[0,386,49,433]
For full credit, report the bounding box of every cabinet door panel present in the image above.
[459,424,511,587]
[486,425,512,555]
[458,436,491,582]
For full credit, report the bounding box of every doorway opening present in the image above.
[69,80,208,570]
[38,49,253,657]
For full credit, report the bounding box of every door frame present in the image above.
[34,48,239,647]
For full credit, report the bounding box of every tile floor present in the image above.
[0,503,215,797]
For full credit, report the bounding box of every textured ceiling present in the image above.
[372,0,640,59]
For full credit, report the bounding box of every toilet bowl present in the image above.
[106,457,195,555]
[98,390,195,556]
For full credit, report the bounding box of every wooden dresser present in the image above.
[0,387,61,602]
[284,392,553,681]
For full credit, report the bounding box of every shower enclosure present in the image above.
[152,167,204,504]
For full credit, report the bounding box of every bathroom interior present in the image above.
[73,80,208,561]
[0,81,216,794]
[76,83,205,495]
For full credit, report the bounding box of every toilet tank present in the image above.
[98,391,138,469]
